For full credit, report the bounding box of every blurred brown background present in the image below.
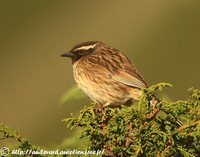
[0,0,199,148]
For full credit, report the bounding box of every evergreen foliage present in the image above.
[64,83,200,157]
[1,83,199,157]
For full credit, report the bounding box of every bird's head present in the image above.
[61,41,101,63]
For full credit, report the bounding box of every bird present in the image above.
[61,41,148,108]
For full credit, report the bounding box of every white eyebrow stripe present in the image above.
[74,44,96,51]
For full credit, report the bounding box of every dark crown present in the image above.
[71,41,99,52]
[61,41,103,62]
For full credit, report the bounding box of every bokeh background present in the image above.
[0,0,200,148]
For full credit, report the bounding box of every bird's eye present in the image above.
[78,50,84,55]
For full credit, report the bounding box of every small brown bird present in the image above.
[61,41,148,107]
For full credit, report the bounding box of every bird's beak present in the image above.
[60,52,74,58]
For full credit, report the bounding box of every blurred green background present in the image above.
[0,0,199,148]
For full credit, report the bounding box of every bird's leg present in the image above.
[102,102,111,108]
[94,103,110,134]
[99,110,108,135]
[95,103,102,110]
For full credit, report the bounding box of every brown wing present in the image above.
[86,46,148,89]
[111,49,148,89]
